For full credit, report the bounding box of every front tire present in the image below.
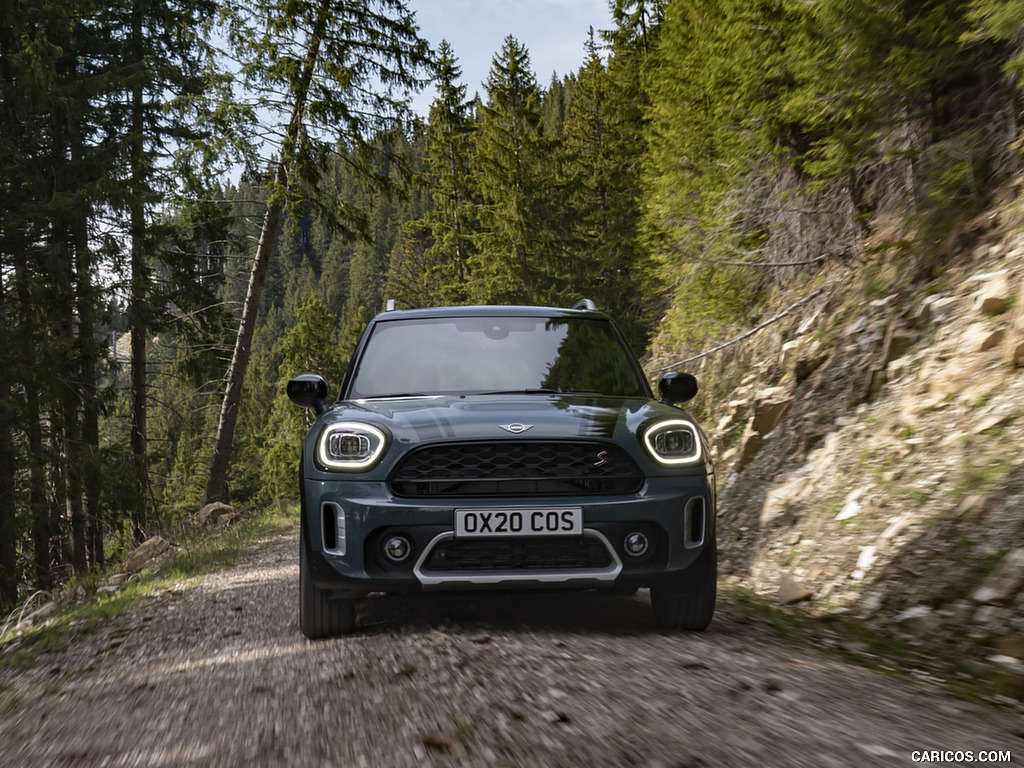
[650,545,717,631]
[299,539,356,639]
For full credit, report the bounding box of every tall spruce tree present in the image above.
[560,26,651,346]
[472,36,551,304]
[424,40,477,303]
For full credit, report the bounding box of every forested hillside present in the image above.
[3,0,1024,610]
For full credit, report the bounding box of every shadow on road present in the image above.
[352,588,722,638]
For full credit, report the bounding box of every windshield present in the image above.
[348,316,648,399]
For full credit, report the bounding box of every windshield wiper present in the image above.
[361,392,429,399]
[476,388,602,396]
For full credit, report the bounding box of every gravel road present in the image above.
[2,528,1022,768]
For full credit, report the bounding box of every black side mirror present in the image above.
[658,371,699,405]
[287,374,330,414]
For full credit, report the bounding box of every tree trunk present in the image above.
[0,274,17,609]
[204,0,331,504]
[73,197,98,572]
[204,164,285,504]
[128,0,148,544]
[16,259,51,592]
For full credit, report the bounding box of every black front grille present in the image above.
[421,536,613,572]
[388,441,644,498]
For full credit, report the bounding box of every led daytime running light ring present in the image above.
[317,422,387,471]
[643,419,702,465]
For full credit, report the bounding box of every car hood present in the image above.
[326,394,684,443]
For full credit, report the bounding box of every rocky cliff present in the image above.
[648,194,1024,685]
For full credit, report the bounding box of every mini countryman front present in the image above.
[288,303,716,638]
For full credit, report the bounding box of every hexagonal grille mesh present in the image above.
[422,536,613,571]
[388,441,643,497]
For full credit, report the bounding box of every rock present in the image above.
[751,390,792,436]
[986,654,1024,671]
[972,548,1024,606]
[881,514,912,540]
[125,536,171,573]
[961,322,1005,354]
[852,546,877,581]
[923,294,958,322]
[778,573,813,604]
[836,488,865,521]
[840,640,871,655]
[955,495,986,518]
[794,349,828,383]
[994,635,1024,659]
[198,501,235,527]
[1004,331,1024,368]
[846,316,869,336]
[893,605,933,633]
[880,322,916,367]
[836,500,860,521]
[972,410,1015,434]
[734,427,764,471]
[975,272,1012,316]
[421,733,455,754]
[760,465,817,526]
[974,605,1009,627]
[218,511,244,530]
[780,339,803,372]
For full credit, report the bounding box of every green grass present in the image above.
[0,504,298,671]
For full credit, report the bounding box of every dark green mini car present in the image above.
[288,302,716,638]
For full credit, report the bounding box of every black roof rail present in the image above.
[572,298,596,311]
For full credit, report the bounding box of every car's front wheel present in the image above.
[299,540,356,639]
[649,544,716,631]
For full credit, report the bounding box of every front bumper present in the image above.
[301,475,715,599]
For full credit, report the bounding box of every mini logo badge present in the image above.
[499,423,534,434]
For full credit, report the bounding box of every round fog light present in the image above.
[383,535,412,563]
[624,531,650,558]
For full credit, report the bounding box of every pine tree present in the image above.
[424,40,477,302]
[560,26,652,346]
[472,36,551,304]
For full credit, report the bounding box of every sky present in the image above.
[406,0,614,114]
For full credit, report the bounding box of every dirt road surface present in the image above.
[2,528,1022,767]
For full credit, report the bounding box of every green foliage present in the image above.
[967,0,1024,85]
[641,1,771,346]
[259,295,346,503]
[422,41,478,303]
[471,36,559,305]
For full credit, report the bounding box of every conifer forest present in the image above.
[2,0,1024,608]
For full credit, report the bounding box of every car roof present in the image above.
[371,304,609,322]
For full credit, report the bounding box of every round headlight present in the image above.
[643,420,702,465]
[317,422,388,471]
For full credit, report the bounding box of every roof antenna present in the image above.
[386,299,396,311]
[572,298,596,311]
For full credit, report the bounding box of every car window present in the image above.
[348,316,647,398]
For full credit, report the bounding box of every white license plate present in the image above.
[454,507,582,538]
